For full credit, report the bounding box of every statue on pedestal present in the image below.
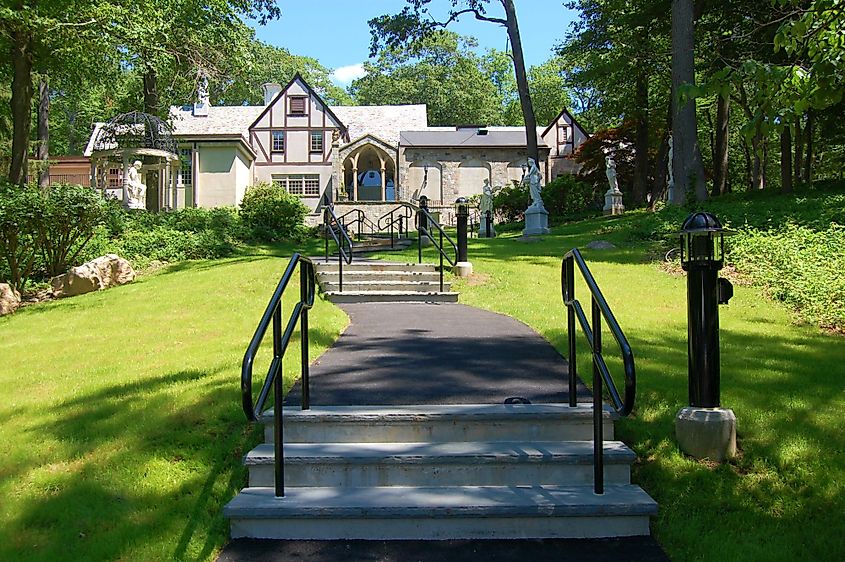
[522,157,549,236]
[479,179,497,237]
[125,160,147,209]
[524,157,545,211]
[667,133,676,203]
[603,155,625,216]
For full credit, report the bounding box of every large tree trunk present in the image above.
[742,138,752,190]
[712,94,729,196]
[803,109,814,184]
[142,65,159,115]
[632,69,650,206]
[670,0,707,204]
[780,126,792,194]
[502,0,539,165]
[750,126,763,190]
[37,75,49,188]
[9,29,34,186]
[793,115,803,185]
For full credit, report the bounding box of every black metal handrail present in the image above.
[417,206,458,292]
[561,248,636,495]
[377,204,415,249]
[337,208,378,240]
[241,253,317,497]
[323,204,353,291]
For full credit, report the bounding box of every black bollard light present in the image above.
[485,210,493,238]
[455,197,469,263]
[679,212,734,408]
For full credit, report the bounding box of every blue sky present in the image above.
[249,1,578,85]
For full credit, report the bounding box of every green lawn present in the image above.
[0,244,347,561]
[439,218,844,561]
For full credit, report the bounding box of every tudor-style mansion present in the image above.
[85,74,589,214]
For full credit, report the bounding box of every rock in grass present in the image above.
[0,283,20,316]
[585,240,616,250]
[51,254,136,298]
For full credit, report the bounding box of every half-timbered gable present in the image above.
[541,109,591,178]
[249,74,347,167]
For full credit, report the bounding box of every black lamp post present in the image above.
[417,195,429,262]
[455,197,469,263]
[679,212,734,408]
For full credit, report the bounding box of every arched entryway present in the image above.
[340,136,397,201]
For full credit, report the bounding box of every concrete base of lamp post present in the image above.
[453,261,473,277]
[675,406,737,462]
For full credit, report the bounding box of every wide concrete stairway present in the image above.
[315,261,459,304]
[223,403,658,539]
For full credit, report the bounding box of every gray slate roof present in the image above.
[331,105,428,146]
[169,105,264,139]
[400,128,549,148]
[164,103,429,147]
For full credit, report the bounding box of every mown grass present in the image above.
[0,241,347,561]
[370,189,844,561]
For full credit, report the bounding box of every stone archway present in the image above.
[339,136,397,201]
[407,161,443,203]
[458,160,491,199]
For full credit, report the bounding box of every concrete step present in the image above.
[319,280,451,292]
[314,262,437,273]
[262,404,615,443]
[317,271,441,283]
[323,290,459,304]
[245,440,634,488]
[224,484,658,539]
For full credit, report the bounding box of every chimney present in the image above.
[261,83,282,105]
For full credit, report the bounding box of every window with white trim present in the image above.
[272,131,285,152]
[272,174,321,197]
[178,148,193,186]
[310,131,323,153]
[558,125,569,144]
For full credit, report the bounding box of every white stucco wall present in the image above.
[194,143,253,207]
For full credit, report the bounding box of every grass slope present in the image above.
[0,248,347,561]
[439,216,844,561]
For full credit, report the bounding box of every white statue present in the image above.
[125,160,146,209]
[480,179,494,216]
[197,73,209,103]
[605,156,620,193]
[524,158,544,210]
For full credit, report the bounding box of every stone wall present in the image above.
[398,146,549,204]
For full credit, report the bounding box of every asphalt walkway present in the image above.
[284,302,590,406]
[219,301,669,562]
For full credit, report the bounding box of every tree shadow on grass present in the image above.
[1,366,259,562]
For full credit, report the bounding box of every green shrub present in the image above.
[239,182,308,242]
[730,224,845,331]
[541,175,603,219]
[492,181,530,223]
[0,182,42,290]
[111,226,235,269]
[37,183,108,277]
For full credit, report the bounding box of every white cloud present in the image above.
[330,63,367,85]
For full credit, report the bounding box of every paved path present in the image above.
[285,302,590,406]
[219,301,668,562]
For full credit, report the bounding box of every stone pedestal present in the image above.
[603,188,624,216]
[523,206,549,236]
[675,406,737,462]
[479,221,496,238]
[453,261,473,277]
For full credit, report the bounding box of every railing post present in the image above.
[323,208,329,264]
[592,296,603,495]
[566,257,577,408]
[273,300,285,497]
[390,213,395,249]
[439,228,444,292]
[300,264,310,411]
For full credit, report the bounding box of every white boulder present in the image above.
[0,283,21,316]
[51,254,135,298]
